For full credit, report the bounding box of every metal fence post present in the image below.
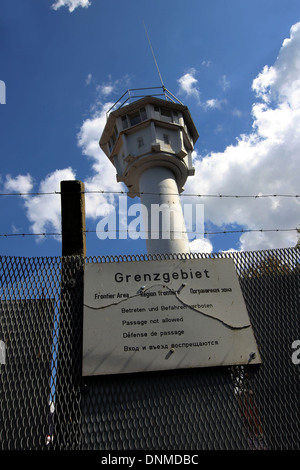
[53,180,86,449]
[60,180,86,258]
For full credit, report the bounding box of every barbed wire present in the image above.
[1,190,298,239]
[0,227,298,238]
[0,190,299,198]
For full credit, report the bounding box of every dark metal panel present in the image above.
[0,294,56,449]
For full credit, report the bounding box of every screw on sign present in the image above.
[0,80,6,104]
[0,340,5,365]
[292,340,300,364]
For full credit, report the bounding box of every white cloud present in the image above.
[178,69,226,110]
[177,69,201,102]
[4,174,33,193]
[4,100,122,240]
[252,22,300,108]
[219,74,230,91]
[95,76,131,102]
[77,102,124,220]
[185,22,300,251]
[85,73,92,85]
[204,98,225,110]
[232,108,243,118]
[190,237,213,253]
[3,169,76,239]
[97,84,114,96]
[51,0,91,12]
[201,60,211,68]
[252,65,277,103]
[24,168,76,237]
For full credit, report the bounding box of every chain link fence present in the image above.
[0,248,299,450]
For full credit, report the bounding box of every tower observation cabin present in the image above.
[99,87,199,254]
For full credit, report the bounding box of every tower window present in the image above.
[129,111,141,126]
[128,107,148,127]
[173,111,179,124]
[137,137,144,148]
[163,134,170,145]
[121,115,128,130]
[160,108,172,123]
[153,105,180,124]
[161,108,172,118]
[140,107,147,121]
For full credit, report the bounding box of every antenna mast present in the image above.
[143,21,166,96]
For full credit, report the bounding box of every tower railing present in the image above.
[106,86,184,118]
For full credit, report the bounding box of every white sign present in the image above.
[82,258,261,376]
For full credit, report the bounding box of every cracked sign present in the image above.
[82,258,261,376]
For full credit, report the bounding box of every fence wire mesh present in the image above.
[0,247,299,450]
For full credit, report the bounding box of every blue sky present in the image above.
[0,0,300,257]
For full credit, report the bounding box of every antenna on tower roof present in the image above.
[143,21,166,96]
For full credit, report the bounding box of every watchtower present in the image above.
[99,88,199,253]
